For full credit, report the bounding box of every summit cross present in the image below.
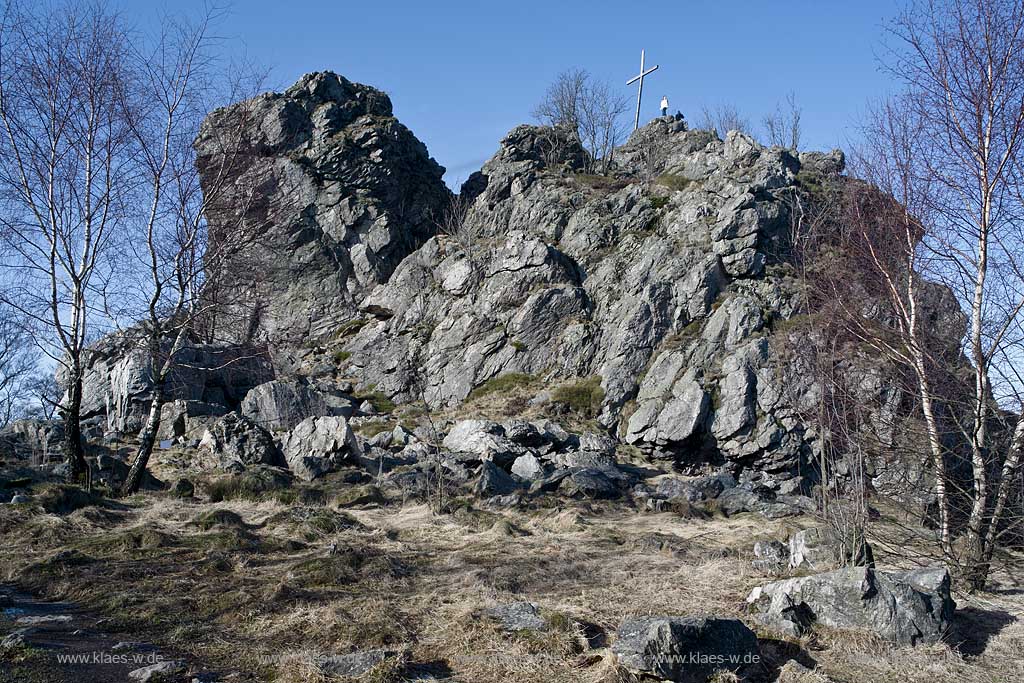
[626,49,659,131]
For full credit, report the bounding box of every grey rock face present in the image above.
[240,378,352,432]
[747,566,955,645]
[281,415,360,481]
[195,71,450,346]
[0,420,64,465]
[158,400,229,441]
[199,413,279,470]
[612,616,759,682]
[71,328,273,436]
[189,81,966,496]
[336,121,821,491]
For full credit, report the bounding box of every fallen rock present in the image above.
[199,413,280,470]
[752,539,789,575]
[612,616,760,682]
[318,649,397,677]
[473,460,520,497]
[240,379,349,432]
[510,453,545,480]
[281,416,361,481]
[16,614,73,625]
[559,467,621,499]
[443,420,525,466]
[747,565,955,644]
[485,602,546,632]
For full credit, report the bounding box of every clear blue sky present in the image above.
[125,0,903,186]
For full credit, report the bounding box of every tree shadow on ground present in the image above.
[951,605,1016,658]
[755,637,818,682]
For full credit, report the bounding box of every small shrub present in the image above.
[649,195,670,211]
[38,485,103,515]
[468,372,538,400]
[511,340,527,352]
[333,317,368,339]
[353,386,396,413]
[333,349,352,363]
[551,376,604,417]
[354,421,394,437]
[655,173,693,192]
[572,173,631,191]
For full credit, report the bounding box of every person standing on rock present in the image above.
[660,95,669,117]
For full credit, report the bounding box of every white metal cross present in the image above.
[626,49,659,131]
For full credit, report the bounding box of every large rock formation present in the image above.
[194,71,450,347]
[336,121,819,490]
[181,77,967,494]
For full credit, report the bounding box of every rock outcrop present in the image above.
[333,120,825,491]
[71,329,273,437]
[194,71,450,347]
[747,565,955,644]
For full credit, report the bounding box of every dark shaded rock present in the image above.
[199,413,280,470]
[195,71,449,346]
[612,616,759,682]
[559,467,621,499]
[474,460,520,497]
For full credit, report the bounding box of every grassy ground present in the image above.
[1,461,1022,682]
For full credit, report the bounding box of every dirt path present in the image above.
[0,584,210,683]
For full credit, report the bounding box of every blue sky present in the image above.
[125,0,903,186]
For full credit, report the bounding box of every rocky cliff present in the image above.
[41,72,964,498]
[194,72,450,347]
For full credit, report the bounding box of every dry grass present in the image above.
[1,481,1022,683]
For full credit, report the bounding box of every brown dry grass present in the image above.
[1,481,1022,683]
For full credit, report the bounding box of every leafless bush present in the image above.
[763,92,802,150]
[534,69,629,174]
[698,103,751,139]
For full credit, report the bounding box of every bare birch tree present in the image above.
[0,1,133,482]
[115,12,264,495]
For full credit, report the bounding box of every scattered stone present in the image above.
[752,539,789,575]
[485,602,546,632]
[510,453,545,480]
[9,493,30,504]
[788,527,874,571]
[317,649,396,677]
[281,416,361,481]
[747,565,955,644]
[612,616,759,682]
[128,660,186,682]
[16,614,73,625]
[1,627,35,649]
